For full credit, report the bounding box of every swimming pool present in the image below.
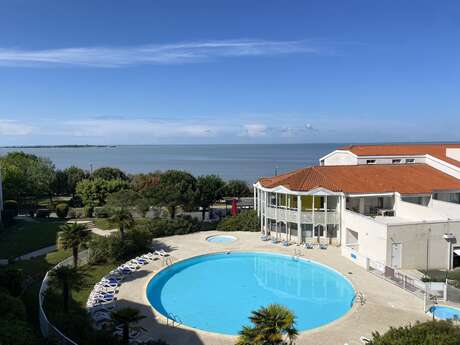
[146,252,355,335]
[429,305,460,320]
[206,235,237,243]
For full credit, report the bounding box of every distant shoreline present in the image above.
[0,145,117,148]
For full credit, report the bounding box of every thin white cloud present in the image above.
[243,123,268,137]
[0,119,35,135]
[0,39,320,68]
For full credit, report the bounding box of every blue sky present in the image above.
[0,0,459,145]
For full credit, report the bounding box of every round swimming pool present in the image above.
[429,305,460,320]
[206,235,237,243]
[146,252,355,335]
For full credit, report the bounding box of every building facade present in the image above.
[254,144,460,271]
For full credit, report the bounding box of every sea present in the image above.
[0,144,341,183]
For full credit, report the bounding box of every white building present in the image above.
[254,143,460,271]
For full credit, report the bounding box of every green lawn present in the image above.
[0,219,65,258]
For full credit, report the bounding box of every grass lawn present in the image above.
[0,218,65,258]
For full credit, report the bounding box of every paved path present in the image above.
[70,220,118,237]
[101,231,429,345]
[15,245,57,261]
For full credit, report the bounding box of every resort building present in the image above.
[254,144,460,271]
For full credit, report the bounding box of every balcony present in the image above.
[265,206,339,224]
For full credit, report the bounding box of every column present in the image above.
[312,195,316,242]
[286,193,289,241]
[264,191,268,235]
[324,195,328,241]
[275,193,279,240]
[297,195,301,244]
[254,188,257,213]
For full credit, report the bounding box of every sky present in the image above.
[0,0,459,145]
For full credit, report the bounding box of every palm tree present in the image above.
[236,304,298,345]
[110,307,146,345]
[48,265,86,313]
[58,222,91,267]
[109,208,134,241]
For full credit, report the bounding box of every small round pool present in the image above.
[146,252,355,335]
[206,235,237,243]
[429,305,460,320]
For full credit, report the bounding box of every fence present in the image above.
[446,280,460,304]
[38,250,89,345]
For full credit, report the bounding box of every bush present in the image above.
[55,203,69,218]
[217,210,259,232]
[367,320,460,345]
[3,200,18,217]
[88,227,153,263]
[68,207,85,219]
[93,206,109,218]
[83,206,93,218]
[35,208,50,218]
[142,217,200,238]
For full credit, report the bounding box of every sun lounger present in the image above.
[282,240,290,246]
[319,243,328,250]
[303,242,314,249]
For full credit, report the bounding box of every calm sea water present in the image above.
[0,144,340,183]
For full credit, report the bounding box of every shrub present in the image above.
[217,210,259,232]
[83,206,93,218]
[35,208,50,218]
[93,206,109,218]
[55,203,69,218]
[142,217,200,238]
[68,207,85,219]
[3,200,18,217]
[367,320,460,345]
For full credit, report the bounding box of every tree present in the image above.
[51,170,69,196]
[110,307,145,345]
[106,189,150,216]
[131,172,161,194]
[64,166,88,196]
[236,304,298,345]
[92,167,128,181]
[76,178,129,207]
[367,320,460,345]
[217,210,259,232]
[223,180,252,199]
[109,208,134,241]
[58,222,91,267]
[146,170,197,219]
[0,151,55,201]
[195,175,225,220]
[48,266,86,313]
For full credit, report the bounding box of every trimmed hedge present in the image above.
[216,210,259,232]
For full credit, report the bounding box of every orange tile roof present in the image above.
[339,143,460,168]
[259,164,460,194]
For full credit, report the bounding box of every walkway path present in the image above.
[71,220,118,237]
[107,231,428,345]
[15,244,57,261]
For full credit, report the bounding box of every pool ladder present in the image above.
[163,256,173,267]
[166,313,183,327]
[292,249,303,261]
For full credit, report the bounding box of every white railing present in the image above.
[266,207,338,224]
[39,250,89,345]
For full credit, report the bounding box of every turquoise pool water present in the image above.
[146,252,355,335]
[430,306,460,320]
[206,235,237,243]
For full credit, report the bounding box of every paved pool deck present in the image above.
[112,231,428,345]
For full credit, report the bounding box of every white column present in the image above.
[312,195,316,242]
[275,193,278,240]
[297,194,301,244]
[254,188,257,213]
[286,193,289,241]
[264,191,268,235]
[324,196,328,240]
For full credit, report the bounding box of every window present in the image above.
[366,159,376,164]
[392,159,402,164]
[406,158,415,163]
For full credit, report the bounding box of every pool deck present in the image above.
[112,231,429,345]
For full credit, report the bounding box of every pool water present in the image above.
[430,305,460,320]
[146,252,355,335]
[206,235,237,243]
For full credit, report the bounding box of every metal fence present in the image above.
[446,280,460,304]
[38,250,89,345]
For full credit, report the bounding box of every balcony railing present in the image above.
[265,207,339,224]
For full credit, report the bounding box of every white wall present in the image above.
[357,156,425,165]
[322,151,358,166]
[425,155,460,179]
[446,148,460,162]
[387,220,460,270]
[394,196,446,221]
[342,210,388,264]
[429,199,460,219]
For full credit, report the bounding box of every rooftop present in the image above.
[339,143,460,168]
[258,164,460,195]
